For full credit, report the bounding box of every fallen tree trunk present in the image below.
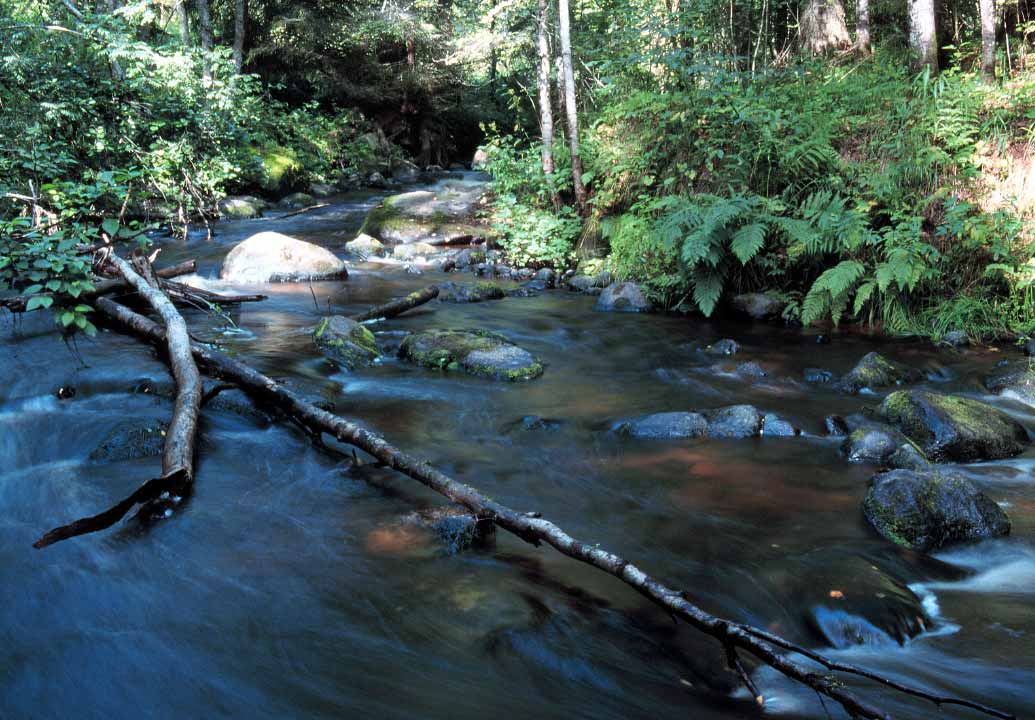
[350,285,439,323]
[161,279,267,306]
[56,296,1012,720]
[34,255,203,548]
[1,259,197,314]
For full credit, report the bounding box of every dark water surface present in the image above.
[2,179,1033,719]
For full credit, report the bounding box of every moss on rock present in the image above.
[879,390,1028,461]
[314,316,380,370]
[398,329,544,381]
[839,352,922,394]
[862,469,1010,551]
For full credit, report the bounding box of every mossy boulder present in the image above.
[277,192,314,209]
[256,144,303,194]
[89,418,168,462]
[393,242,440,261]
[437,281,505,303]
[878,390,1028,462]
[220,232,348,283]
[984,361,1035,407]
[314,316,379,370]
[217,195,267,219]
[863,469,1010,551]
[345,233,385,258]
[731,292,785,320]
[398,329,544,381]
[360,181,489,245]
[839,352,922,394]
[612,412,708,438]
[595,282,651,312]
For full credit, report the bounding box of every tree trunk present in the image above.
[856,0,871,53]
[176,0,190,46]
[800,0,852,54]
[233,0,247,73]
[980,0,996,81]
[537,0,556,179]
[908,0,939,71]
[196,0,213,77]
[557,0,587,215]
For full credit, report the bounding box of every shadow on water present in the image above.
[1,176,1032,719]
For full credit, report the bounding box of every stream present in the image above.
[1,176,1032,719]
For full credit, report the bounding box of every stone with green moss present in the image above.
[257,144,302,194]
[278,192,314,209]
[218,195,267,219]
[398,329,544,381]
[862,469,1010,551]
[313,316,380,370]
[879,390,1028,462]
[437,281,505,303]
[838,352,922,394]
[359,180,492,245]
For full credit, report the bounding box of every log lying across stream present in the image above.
[28,275,1012,720]
[33,256,203,548]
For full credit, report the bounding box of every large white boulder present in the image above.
[219,231,348,283]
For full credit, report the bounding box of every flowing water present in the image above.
[1,177,1033,719]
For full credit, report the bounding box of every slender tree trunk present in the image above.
[980,0,996,80]
[196,0,213,77]
[557,0,587,215]
[537,0,560,210]
[856,0,871,53]
[233,0,247,73]
[907,0,939,71]
[176,0,190,46]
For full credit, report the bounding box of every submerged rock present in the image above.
[612,412,708,439]
[878,390,1028,462]
[438,281,506,303]
[731,292,785,320]
[839,352,922,394]
[504,415,565,433]
[220,232,348,283]
[804,367,834,383]
[345,233,385,258]
[594,282,650,312]
[705,338,739,356]
[313,316,379,370]
[777,552,931,648]
[735,361,768,379]
[863,469,1010,551]
[89,418,168,462]
[217,195,266,219]
[398,329,544,381]
[400,506,495,555]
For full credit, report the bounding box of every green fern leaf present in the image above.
[730,223,766,264]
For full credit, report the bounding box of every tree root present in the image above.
[45,295,1014,720]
